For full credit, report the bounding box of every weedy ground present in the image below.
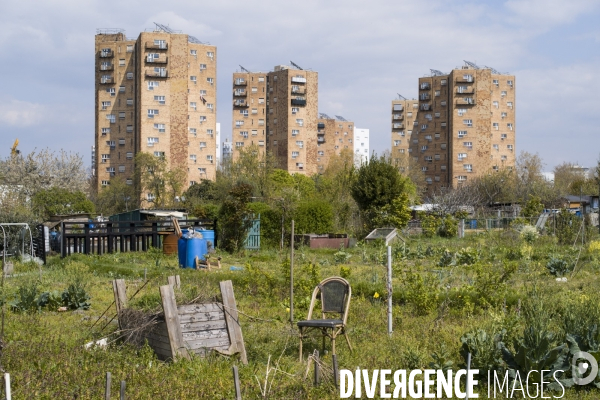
[1,228,600,399]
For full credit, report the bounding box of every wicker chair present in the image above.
[297,276,352,361]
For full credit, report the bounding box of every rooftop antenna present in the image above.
[290,60,303,70]
[239,65,251,73]
[335,115,347,121]
[463,60,480,69]
[430,69,446,76]
[397,93,407,100]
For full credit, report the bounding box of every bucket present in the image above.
[184,238,208,268]
[178,238,187,268]
[163,234,179,255]
[196,229,215,249]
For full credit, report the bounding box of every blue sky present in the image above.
[0,0,599,171]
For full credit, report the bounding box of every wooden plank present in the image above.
[184,336,232,350]
[112,279,127,330]
[182,328,229,341]
[219,280,247,364]
[159,285,190,360]
[167,275,180,290]
[177,303,223,315]
[180,320,227,333]
[178,311,224,324]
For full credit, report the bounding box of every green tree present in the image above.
[370,193,412,229]
[521,195,544,218]
[95,176,135,216]
[134,153,185,208]
[32,188,95,220]
[218,183,254,252]
[293,199,334,234]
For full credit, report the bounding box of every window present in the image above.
[458,153,467,160]
[258,98,265,104]
[207,103,214,110]
[200,142,207,148]
[413,103,418,109]
[126,99,133,106]
[252,108,258,114]
[235,142,244,147]
[507,80,513,87]
[458,130,467,138]
[258,119,265,126]
[198,167,207,174]
[207,77,214,84]
[435,90,440,97]
[296,141,304,148]
[501,91,507,97]
[434,112,440,118]
[296,163,304,170]
[501,155,508,161]
[434,154,440,160]
[292,129,299,136]
[126,152,133,159]
[463,119,472,127]
[106,141,115,148]
[235,120,244,127]
[147,81,159,90]
[251,130,257,136]
[153,151,165,157]
[399,131,405,137]
[118,165,125,173]
[206,51,214,58]
[126,72,133,80]
[464,164,473,172]
[507,144,514,150]
[119,85,126,93]
[507,123,513,130]
[273,118,277,124]
[493,122,499,130]
[493,101,499,109]
[189,128,197,136]
[190,154,197,162]
[457,176,467,182]
[118,138,125,145]
[200,90,207,96]
[424,156,433,162]
[507,102,513,109]
[190,50,197,56]
[239,131,248,138]
[207,129,214,135]
[318,151,324,156]
[106,88,115,96]
[101,154,110,162]
[501,112,507,119]
[106,114,116,123]
[501,133,507,139]
[154,95,165,104]
[394,140,401,146]
[493,79,499,87]
[101,101,111,110]
[463,141,473,148]
[154,39,166,48]
[147,137,159,146]
[291,151,299,159]
[190,102,197,110]
[493,144,499,150]
[200,64,207,70]
[101,75,111,83]
[147,109,159,118]
[147,53,160,62]
[200,116,207,122]
[154,123,165,133]
[101,180,110,186]
[126,45,133,52]
[462,74,473,82]
[258,76,265,82]
[398,149,405,153]
[421,167,428,172]
[291,107,299,114]
[119,112,125,120]
[441,100,447,106]
[190,76,197,83]
[421,145,428,151]
[101,128,110,135]
[147,193,155,201]
[296,119,304,126]
[441,79,447,85]
[441,143,447,149]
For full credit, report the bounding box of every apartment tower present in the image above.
[94,24,217,201]
[391,62,516,195]
[316,114,355,173]
[391,98,420,174]
[232,64,318,175]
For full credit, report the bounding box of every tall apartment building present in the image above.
[315,114,355,173]
[94,24,217,200]
[391,62,516,195]
[231,65,318,175]
[391,98,420,173]
[353,127,370,165]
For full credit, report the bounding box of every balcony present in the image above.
[146,56,168,64]
[145,70,168,78]
[317,123,325,129]
[456,97,475,105]
[234,79,247,86]
[419,94,430,101]
[291,99,306,106]
[145,42,168,50]
[233,90,246,97]
[420,104,431,111]
[99,50,113,58]
[233,99,248,107]
[393,105,403,111]
[100,78,112,84]
[393,114,403,120]
[100,64,113,71]
[317,137,325,143]
[456,75,474,83]
[291,77,306,84]
[393,123,404,129]
[420,83,431,90]
[291,88,305,95]
[455,86,474,94]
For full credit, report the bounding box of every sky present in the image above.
[0,0,599,171]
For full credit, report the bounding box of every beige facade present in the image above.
[392,63,516,195]
[390,99,420,174]
[94,27,217,198]
[231,72,268,158]
[316,114,355,173]
[232,65,318,175]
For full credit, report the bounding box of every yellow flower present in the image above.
[286,308,290,313]
[373,292,380,299]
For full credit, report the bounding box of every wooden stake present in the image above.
[466,352,471,400]
[120,380,126,400]
[387,246,392,336]
[4,373,11,400]
[314,350,320,386]
[220,280,247,364]
[167,275,180,290]
[104,372,111,400]
[159,284,189,360]
[232,365,242,400]
[333,354,339,388]
[112,279,127,330]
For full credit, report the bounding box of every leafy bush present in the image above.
[339,265,351,280]
[438,214,458,238]
[10,280,41,313]
[419,213,440,238]
[546,257,572,277]
[460,329,504,375]
[437,249,455,267]
[456,247,479,265]
[520,225,540,244]
[293,200,334,234]
[402,271,439,315]
[62,279,91,310]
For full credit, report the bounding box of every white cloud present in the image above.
[0,98,47,127]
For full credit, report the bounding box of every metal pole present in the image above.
[290,220,294,325]
[387,245,392,336]
[4,373,11,400]
[466,352,471,399]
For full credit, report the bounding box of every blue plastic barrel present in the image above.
[470,220,477,229]
[178,238,187,268]
[196,229,215,249]
[185,238,208,268]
